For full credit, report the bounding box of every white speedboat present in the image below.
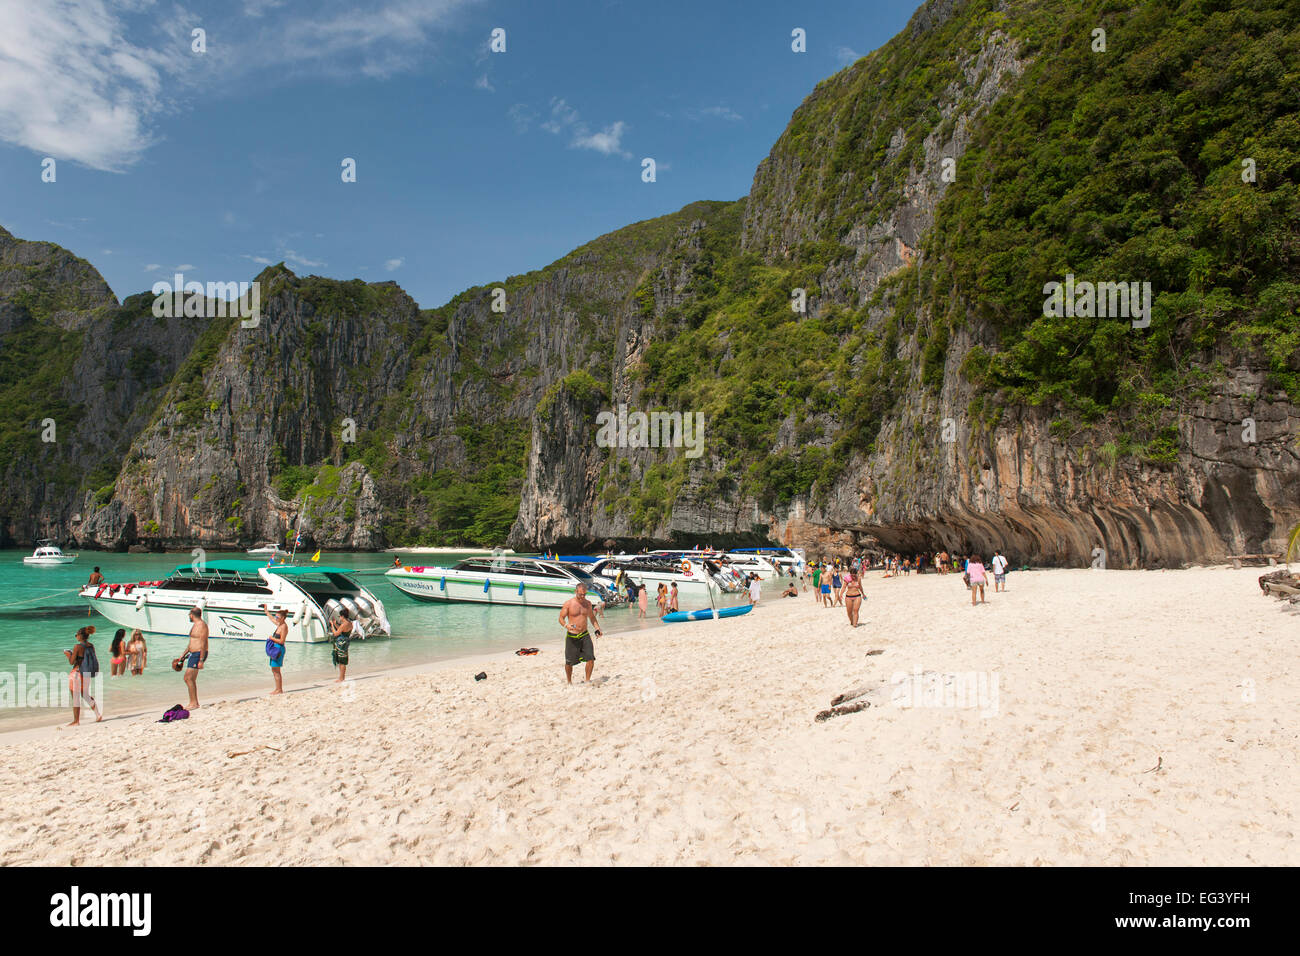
[586,554,728,601]
[80,560,390,643]
[719,551,783,580]
[247,543,290,559]
[386,557,615,608]
[23,541,77,565]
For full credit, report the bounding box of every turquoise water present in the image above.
[0,550,750,729]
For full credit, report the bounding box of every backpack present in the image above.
[79,642,100,677]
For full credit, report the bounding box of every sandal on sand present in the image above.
[515,647,540,656]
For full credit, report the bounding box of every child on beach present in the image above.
[127,630,147,675]
[967,555,988,606]
[63,626,103,726]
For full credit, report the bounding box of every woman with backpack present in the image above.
[63,626,103,725]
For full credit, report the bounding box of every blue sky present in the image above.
[0,0,920,309]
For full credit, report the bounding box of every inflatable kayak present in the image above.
[662,604,754,624]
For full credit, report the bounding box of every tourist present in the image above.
[781,582,799,598]
[62,626,102,726]
[127,629,147,676]
[109,628,128,677]
[844,570,863,627]
[656,583,668,618]
[558,583,602,684]
[263,605,288,695]
[669,582,680,613]
[991,549,1009,592]
[392,555,403,568]
[967,554,988,606]
[184,607,208,709]
[637,579,648,618]
[748,573,762,605]
[331,608,353,683]
[86,566,104,615]
[811,563,823,603]
[820,566,832,605]
[831,566,844,606]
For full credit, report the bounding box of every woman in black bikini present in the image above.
[844,570,863,627]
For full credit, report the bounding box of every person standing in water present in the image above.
[183,607,208,710]
[109,628,128,677]
[263,605,289,694]
[127,629,147,676]
[558,583,602,684]
[637,579,648,618]
[63,626,103,726]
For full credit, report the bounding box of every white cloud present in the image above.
[475,73,494,92]
[282,249,325,269]
[175,264,195,272]
[0,0,481,170]
[507,102,536,132]
[242,255,276,266]
[539,97,630,158]
[144,264,161,272]
[836,46,862,66]
[384,257,404,271]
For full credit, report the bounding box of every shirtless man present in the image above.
[183,606,208,709]
[86,567,104,615]
[263,605,288,694]
[558,583,602,684]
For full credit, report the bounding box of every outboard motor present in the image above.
[352,595,375,620]
[324,598,344,622]
[340,596,362,621]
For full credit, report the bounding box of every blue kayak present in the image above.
[662,604,754,623]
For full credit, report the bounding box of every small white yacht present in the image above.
[247,543,291,559]
[23,540,78,566]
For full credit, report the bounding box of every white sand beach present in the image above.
[0,566,1294,866]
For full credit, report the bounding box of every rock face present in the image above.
[4,0,1299,566]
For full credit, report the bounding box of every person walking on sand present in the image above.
[991,549,1009,592]
[747,573,762,606]
[127,629,147,676]
[263,605,288,694]
[844,570,863,627]
[109,628,127,676]
[558,583,602,684]
[831,566,844,606]
[331,608,353,683]
[810,563,822,603]
[967,554,988,606]
[62,626,103,726]
[183,607,208,709]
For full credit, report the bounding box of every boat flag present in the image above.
[311,549,321,562]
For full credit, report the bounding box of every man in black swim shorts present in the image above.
[558,583,601,684]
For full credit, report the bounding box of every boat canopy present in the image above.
[169,560,356,576]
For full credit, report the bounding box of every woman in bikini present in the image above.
[109,629,127,676]
[844,570,864,627]
[637,579,648,618]
[656,584,668,619]
[127,629,147,675]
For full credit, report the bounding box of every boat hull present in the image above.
[23,556,77,565]
[386,570,591,608]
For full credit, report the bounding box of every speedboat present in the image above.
[79,560,390,643]
[586,554,729,601]
[729,547,805,578]
[247,543,290,559]
[23,541,77,565]
[386,557,616,608]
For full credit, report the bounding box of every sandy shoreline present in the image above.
[0,566,1294,865]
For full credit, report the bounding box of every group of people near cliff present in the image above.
[789,547,1012,625]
